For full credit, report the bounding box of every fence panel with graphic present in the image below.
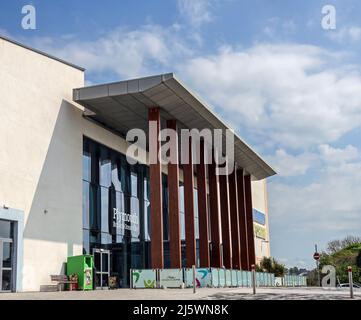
[184,268,212,288]
[130,268,278,289]
[159,269,183,288]
[131,269,157,288]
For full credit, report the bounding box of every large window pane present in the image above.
[180,212,185,240]
[144,201,150,241]
[90,140,99,184]
[130,197,140,238]
[143,167,150,201]
[82,181,90,229]
[114,192,125,236]
[99,146,111,187]
[131,171,138,198]
[179,184,185,213]
[2,242,13,268]
[0,220,13,239]
[83,229,90,254]
[100,187,110,233]
[111,154,122,192]
[83,139,91,182]
[90,231,101,248]
[89,184,100,231]
[2,270,12,291]
[121,157,130,195]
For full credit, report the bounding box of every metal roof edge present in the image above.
[164,74,277,178]
[0,34,85,72]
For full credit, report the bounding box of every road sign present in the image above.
[313,252,320,260]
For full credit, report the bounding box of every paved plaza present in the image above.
[0,287,360,300]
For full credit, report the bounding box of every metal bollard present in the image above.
[348,266,354,299]
[251,264,256,295]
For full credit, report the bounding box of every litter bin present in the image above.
[67,255,94,290]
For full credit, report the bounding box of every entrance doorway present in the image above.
[0,239,13,292]
[0,219,15,293]
[93,248,110,289]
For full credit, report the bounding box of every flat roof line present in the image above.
[0,35,85,72]
[74,73,277,179]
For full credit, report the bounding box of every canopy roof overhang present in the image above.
[73,73,276,180]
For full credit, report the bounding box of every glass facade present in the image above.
[82,137,199,287]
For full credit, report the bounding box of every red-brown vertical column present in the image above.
[148,107,163,268]
[229,168,241,269]
[196,140,210,267]
[219,173,232,269]
[183,137,196,267]
[167,119,181,268]
[208,156,222,267]
[236,169,249,270]
[244,174,256,269]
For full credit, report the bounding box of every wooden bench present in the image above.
[50,275,77,291]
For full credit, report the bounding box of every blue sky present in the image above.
[2,0,361,269]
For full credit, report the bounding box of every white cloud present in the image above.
[318,144,360,165]
[263,18,296,39]
[328,26,361,43]
[22,28,361,153]
[179,44,361,149]
[269,145,361,233]
[177,0,213,27]
[266,149,317,177]
[31,25,192,79]
[265,144,361,177]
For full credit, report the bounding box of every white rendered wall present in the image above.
[251,179,271,263]
[0,38,85,291]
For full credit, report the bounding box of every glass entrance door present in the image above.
[0,239,13,292]
[93,249,110,289]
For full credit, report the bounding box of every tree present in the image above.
[320,236,361,285]
[259,257,285,277]
[327,236,361,254]
[289,267,299,275]
[356,250,361,269]
[260,257,272,273]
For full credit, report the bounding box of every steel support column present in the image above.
[236,169,249,270]
[166,119,181,268]
[219,173,232,269]
[208,158,222,268]
[229,168,241,269]
[183,137,196,267]
[196,140,210,267]
[244,174,256,269]
[148,107,163,268]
